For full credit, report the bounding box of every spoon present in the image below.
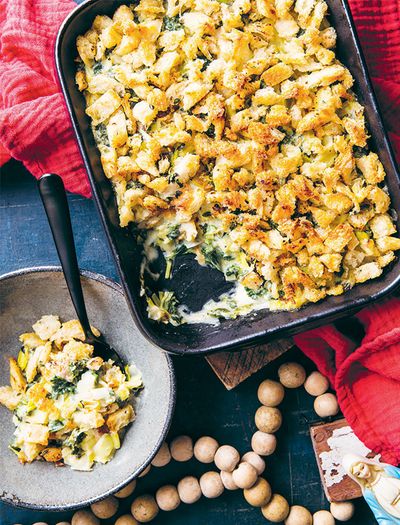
[38,173,124,368]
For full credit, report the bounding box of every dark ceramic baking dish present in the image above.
[55,0,400,355]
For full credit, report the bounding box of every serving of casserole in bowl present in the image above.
[0,268,175,510]
[56,0,400,354]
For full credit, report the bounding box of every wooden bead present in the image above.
[232,462,258,489]
[151,442,171,467]
[258,379,285,407]
[285,505,312,525]
[255,406,282,433]
[199,471,224,498]
[71,510,100,525]
[251,431,277,456]
[138,464,151,477]
[115,480,137,499]
[314,393,339,418]
[177,476,202,504]
[304,372,329,397]
[243,477,271,507]
[155,485,181,511]
[91,497,119,519]
[114,516,139,525]
[330,501,355,521]
[170,435,193,462]
[131,495,159,523]
[278,362,306,388]
[194,436,219,463]
[214,445,240,472]
[261,494,290,522]
[312,510,335,525]
[220,470,239,490]
[241,451,265,475]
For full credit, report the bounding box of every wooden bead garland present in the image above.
[199,471,224,498]
[91,496,119,519]
[232,461,258,489]
[214,444,240,472]
[69,363,358,525]
[131,495,159,522]
[220,470,239,491]
[155,485,180,511]
[241,451,265,476]
[177,476,202,504]
[193,436,219,463]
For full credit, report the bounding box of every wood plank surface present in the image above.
[206,338,293,389]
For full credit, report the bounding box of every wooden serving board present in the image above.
[310,418,380,502]
[206,338,293,390]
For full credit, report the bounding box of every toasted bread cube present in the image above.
[100,146,118,179]
[299,65,345,89]
[9,358,26,393]
[132,101,158,126]
[113,4,134,23]
[19,423,49,446]
[182,82,213,111]
[19,443,44,463]
[324,224,353,252]
[41,447,63,463]
[356,153,385,184]
[369,214,396,238]
[76,35,96,66]
[19,332,45,349]
[63,340,93,361]
[86,90,122,125]
[100,23,123,48]
[92,15,113,33]
[253,88,284,106]
[32,315,61,341]
[261,64,293,86]
[0,386,21,410]
[107,109,128,148]
[75,70,88,91]
[106,405,135,432]
[320,253,342,272]
[378,251,396,268]
[354,262,382,283]
[376,236,400,253]
[323,193,353,214]
[114,34,140,56]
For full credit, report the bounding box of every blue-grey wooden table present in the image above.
[0,161,375,525]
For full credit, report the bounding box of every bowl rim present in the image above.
[0,266,176,512]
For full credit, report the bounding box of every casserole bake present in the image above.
[56,0,400,354]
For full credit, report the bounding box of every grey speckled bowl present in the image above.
[0,267,175,511]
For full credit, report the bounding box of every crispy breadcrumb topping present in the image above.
[76,0,399,323]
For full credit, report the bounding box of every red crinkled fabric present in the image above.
[295,297,400,465]
[0,0,91,196]
[1,0,400,463]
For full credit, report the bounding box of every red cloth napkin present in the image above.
[294,298,400,465]
[1,0,400,464]
[0,0,91,196]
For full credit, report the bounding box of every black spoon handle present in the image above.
[38,173,93,339]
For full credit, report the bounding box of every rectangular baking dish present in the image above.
[55,0,400,355]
